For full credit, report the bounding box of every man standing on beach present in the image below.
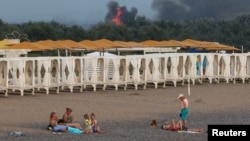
[178,94,189,130]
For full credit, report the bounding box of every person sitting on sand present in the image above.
[48,112,68,132]
[62,107,74,123]
[48,112,89,134]
[90,113,103,133]
[49,111,82,130]
[83,114,92,133]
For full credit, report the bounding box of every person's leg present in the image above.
[177,120,183,130]
[181,108,188,128]
[171,119,177,129]
[183,120,187,128]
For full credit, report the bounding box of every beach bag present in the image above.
[67,127,83,134]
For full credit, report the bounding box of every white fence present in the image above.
[0,53,249,96]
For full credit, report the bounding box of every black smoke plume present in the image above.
[105,1,138,24]
[152,0,250,22]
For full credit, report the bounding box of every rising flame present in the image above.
[112,7,122,25]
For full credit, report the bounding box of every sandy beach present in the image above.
[1,81,250,141]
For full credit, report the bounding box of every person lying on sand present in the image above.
[161,119,204,133]
[161,119,182,131]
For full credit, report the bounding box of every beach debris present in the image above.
[9,131,25,137]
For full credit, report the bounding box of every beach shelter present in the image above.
[144,54,161,88]
[113,41,135,48]
[0,39,20,48]
[72,57,84,92]
[46,58,61,93]
[103,56,127,91]
[60,57,75,92]
[56,40,87,49]
[35,40,60,49]
[55,40,90,56]
[34,57,51,94]
[201,53,214,83]
[107,41,145,55]
[86,51,116,57]
[165,54,181,87]
[160,40,185,47]
[0,59,8,96]
[82,56,98,91]
[2,41,51,51]
[140,40,182,53]
[140,40,162,47]
[7,58,26,96]
[125,55,147,90]
[181,39,240,52]
[79,40,102,51]
[217,54,231,83]
[79,39,117,51]
[229,53,246,83]
[245,53,250,80]
[94,39,126,49]
[122,41,144,47]
[35,40,64,56]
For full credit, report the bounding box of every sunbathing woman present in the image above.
[161,119,204,133]
[161,119,182,131]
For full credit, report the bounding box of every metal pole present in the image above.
[188,75,190,96]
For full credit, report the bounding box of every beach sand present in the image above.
[1,81,250,141]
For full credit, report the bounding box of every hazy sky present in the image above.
[1,0,250,26]
[0,0,154,25]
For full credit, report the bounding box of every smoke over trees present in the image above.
[152,0,250,22]
[105,1,138,25]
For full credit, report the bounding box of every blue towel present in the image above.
[67,126,83,134]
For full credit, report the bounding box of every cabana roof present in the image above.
[1,38,240,55]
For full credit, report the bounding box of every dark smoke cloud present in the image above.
[105,1,138,23]
[152,0,250,22]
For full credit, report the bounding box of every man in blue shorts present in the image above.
[178,94,189,131]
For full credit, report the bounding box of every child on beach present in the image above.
[90,113,103,133]
[83,114,92,133]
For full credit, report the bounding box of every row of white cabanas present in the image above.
[0,53,250,97]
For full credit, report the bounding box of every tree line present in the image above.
[1,14,250,52]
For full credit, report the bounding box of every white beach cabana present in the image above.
[0,59,8,96]
[125,55,147,90]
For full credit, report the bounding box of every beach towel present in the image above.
[67,126,83,134]
[178,130,201,134]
